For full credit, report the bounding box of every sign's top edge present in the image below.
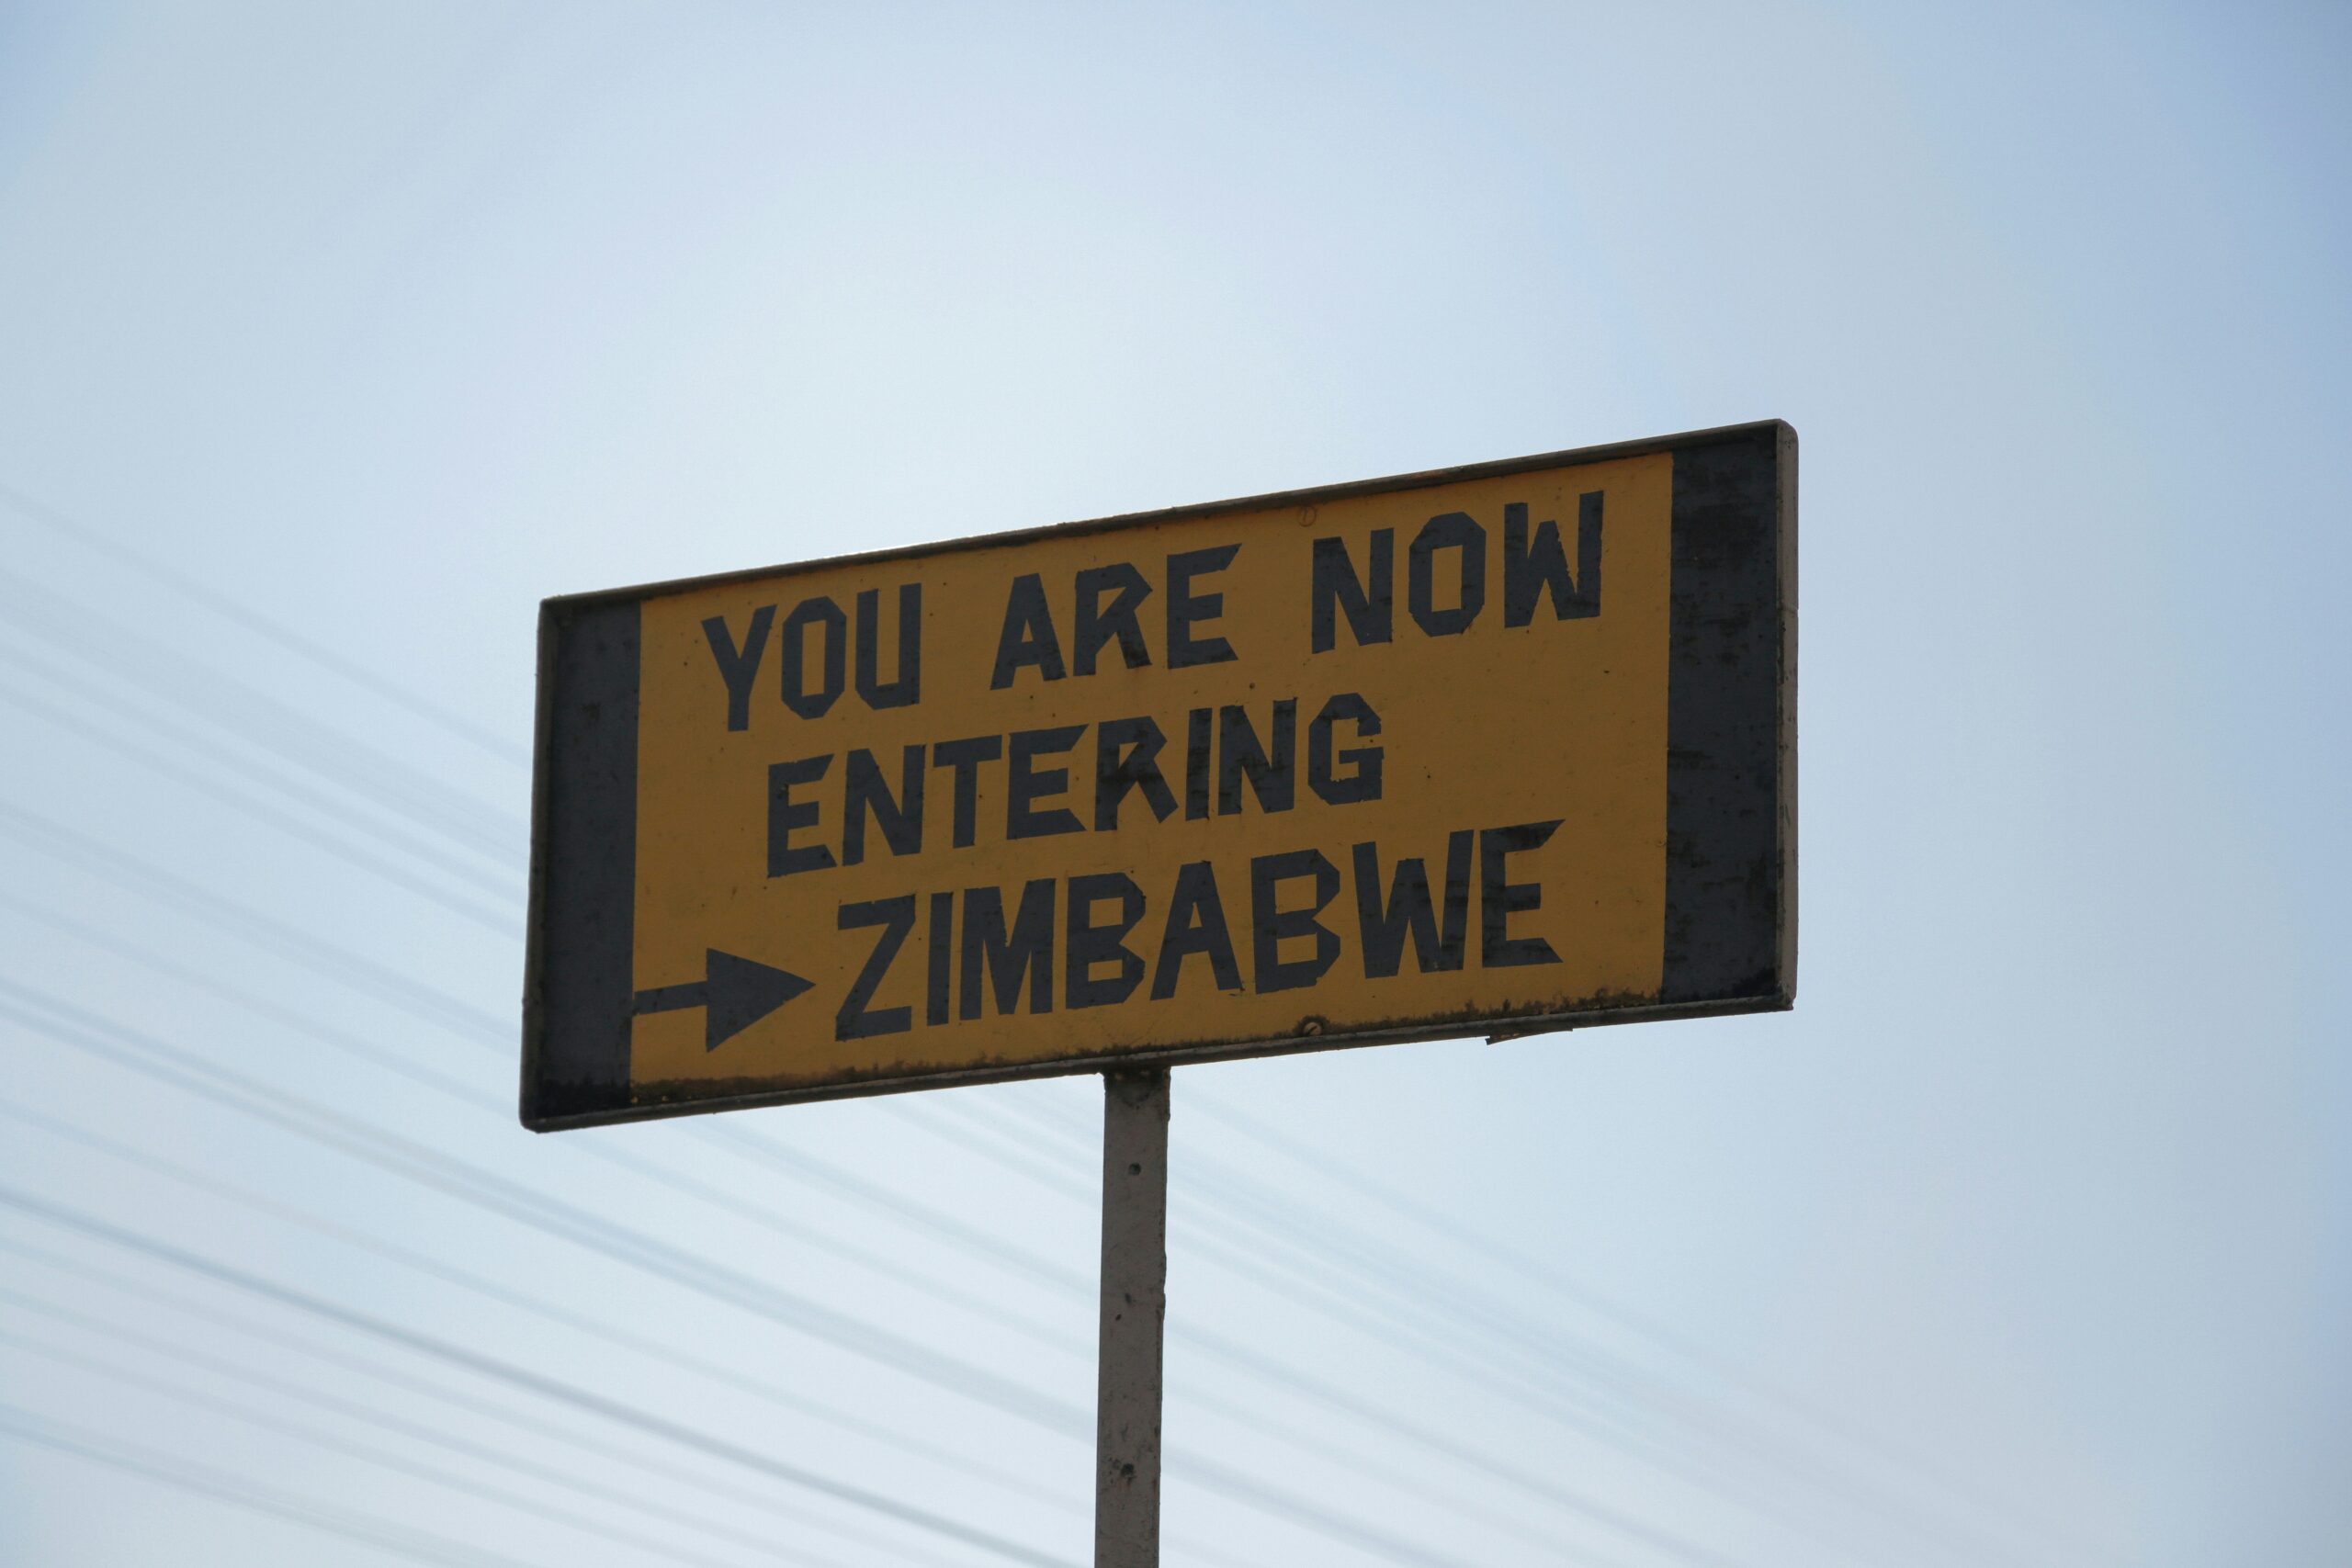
[541,418,1796,615]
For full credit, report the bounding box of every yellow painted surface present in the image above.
[629,453,1672,1096]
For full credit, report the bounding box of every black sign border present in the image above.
[522,419,1795,1130]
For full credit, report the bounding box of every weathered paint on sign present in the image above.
[522,421,1794,1129]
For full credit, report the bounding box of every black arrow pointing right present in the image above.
[633,949,813,1052]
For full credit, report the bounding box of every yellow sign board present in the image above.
[523,423,1793,1128]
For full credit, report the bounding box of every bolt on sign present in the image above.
[521,421,1794,1129]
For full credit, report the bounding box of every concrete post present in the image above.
[1094,1067,1170,1568]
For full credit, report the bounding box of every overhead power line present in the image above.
[0,565,521,859]
[1175,1091,2064,1566]
[0,1184,1080,1568]
[0,675,514,930]
[0,479,532,766]
[0,1233,1057,1568]
[0,1096,1080,1518]
[0,1402,565,1568]
[0,635,521,899]
[0,984,1093,1437]
[0,1065,1611,1568]
[0,798,509,1043]
[0,1321,857,1568]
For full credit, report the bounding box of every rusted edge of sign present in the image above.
[519,419,1796,1130]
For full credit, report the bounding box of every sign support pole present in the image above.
[1094,1066,1170,1568]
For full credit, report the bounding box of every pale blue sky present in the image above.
[0,4,2345,1566]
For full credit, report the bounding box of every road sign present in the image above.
[521,420,1794,1130]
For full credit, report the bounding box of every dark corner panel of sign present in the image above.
[525,597,642,1126]
[1661,426,1792,1009]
